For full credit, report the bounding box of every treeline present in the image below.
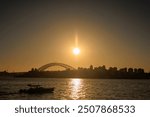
[0,71,9,76]
[18,65,150,79]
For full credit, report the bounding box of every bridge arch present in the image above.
[38,62,76,71]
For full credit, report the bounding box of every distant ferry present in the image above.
[19,84,54,94]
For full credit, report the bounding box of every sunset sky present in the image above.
[0,0,150,72]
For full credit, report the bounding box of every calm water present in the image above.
[0,77,150,100]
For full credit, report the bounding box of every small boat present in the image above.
[19,84,54,94]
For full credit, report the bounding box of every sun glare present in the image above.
[73,47,80,55]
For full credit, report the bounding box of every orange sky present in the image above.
[0,1,149,72]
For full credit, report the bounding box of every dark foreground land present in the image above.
[1,66,150,79]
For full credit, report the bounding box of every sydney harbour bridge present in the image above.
[38,62,76,71]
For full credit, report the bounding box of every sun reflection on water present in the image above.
[70,78,84,100]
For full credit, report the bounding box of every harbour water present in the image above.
[0,77,150,100]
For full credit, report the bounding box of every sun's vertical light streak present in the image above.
[73,32,80,57]
[75,32,78,47]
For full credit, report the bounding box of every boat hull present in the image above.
[19,87,54,94]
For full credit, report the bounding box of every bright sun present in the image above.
[73,47,80,55]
